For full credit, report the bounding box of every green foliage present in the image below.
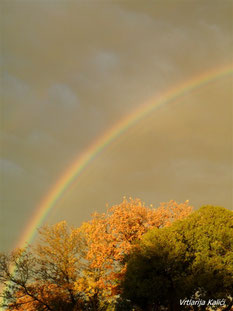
[122,206,233,311]
[1,204,232,311]
[114,297,135,311]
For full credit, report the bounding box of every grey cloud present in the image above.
[92,50,119,74]
[2,73,30,99]
[0,158,25,176]
[117,6,157,29]
[2,0,232,251]
[27,130,59,147]
[48,84,79,108]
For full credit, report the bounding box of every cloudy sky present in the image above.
[1,0,232,251]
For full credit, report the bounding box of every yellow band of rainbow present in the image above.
[16,63,233,250]
[1,63,232,308]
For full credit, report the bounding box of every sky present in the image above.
[1,0,232,251]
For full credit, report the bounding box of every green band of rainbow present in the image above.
[1,64,232,308]
[16,64,233,249]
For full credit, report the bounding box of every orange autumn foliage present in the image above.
[7,283,83,311]
[2,198,192,310]
[77,198,192,298]
[35,221,85,286]
[2,222,86,311]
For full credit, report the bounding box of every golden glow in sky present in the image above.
[1,1,232,250]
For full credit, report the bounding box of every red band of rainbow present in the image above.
[16,64,233,250]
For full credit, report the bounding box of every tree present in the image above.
[0,198,193,310]
[77,198,192,306]
[0,221,86,311]
[122,206,233,311]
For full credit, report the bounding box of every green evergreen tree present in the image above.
[122,206,233,311]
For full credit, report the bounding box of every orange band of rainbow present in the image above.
[1,64,232,308]
[16,64,233,250]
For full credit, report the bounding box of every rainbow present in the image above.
[16,64,233,249]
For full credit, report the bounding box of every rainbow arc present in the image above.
[15,63,233,250]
